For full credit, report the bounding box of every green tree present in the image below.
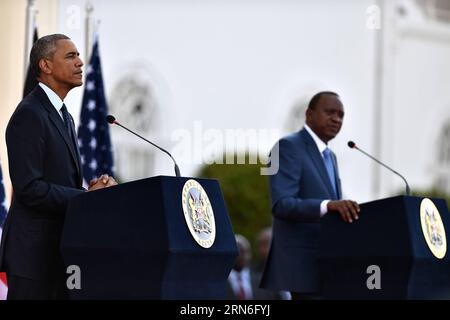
[197,157,272,257]
[411,188,450,208]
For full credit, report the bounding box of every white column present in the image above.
[374,0,399,198]
[24,0,37,80]
[371,0,384,198]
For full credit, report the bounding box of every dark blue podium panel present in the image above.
[319,196,450,299]
[61,176,238,299]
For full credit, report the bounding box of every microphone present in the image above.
[347,141,410,195]
[106,115,181,177]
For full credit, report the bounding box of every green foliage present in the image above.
[411,187,450,209]
[196,157,272,256]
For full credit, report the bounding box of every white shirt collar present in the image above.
[228,267,253,299]
[304,124,328,155]
[39,82,64,116]
[229,267,250,281]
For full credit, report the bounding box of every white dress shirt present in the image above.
[39,82,65,121]
[228,268,253,300]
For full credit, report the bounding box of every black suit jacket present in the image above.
[0,85,84,281]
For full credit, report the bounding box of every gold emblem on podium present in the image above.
[420,198,447,259]
[182,179,216,248]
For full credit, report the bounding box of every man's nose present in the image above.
[331,115,343,123]
[76,57,84,67]
[332,116,343,125]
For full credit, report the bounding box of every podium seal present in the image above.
[182,179,216,248]
[420,198,447,259]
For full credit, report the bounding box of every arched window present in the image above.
[109,71,158,182]
[435,119,450,191]
[284,97,308,133]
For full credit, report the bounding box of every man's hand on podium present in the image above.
[88,174,118,191]
[327,200,360,223]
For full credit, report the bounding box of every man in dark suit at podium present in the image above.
[227,234,284,300]
[260,91,360,300]
[0,34,116,300]
[227,235,255,300]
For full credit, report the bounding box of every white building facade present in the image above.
[2,0,450,203]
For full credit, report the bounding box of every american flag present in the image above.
[77,37,114,184]
[0,162,8,299]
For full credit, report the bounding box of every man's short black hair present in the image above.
[307,91,339,110]
[30,34,70,79]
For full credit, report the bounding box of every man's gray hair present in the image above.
[235,234,252,262]
[30,34,70,79]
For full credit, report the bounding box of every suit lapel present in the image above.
[48,112,81,176]
[300,129,338,200]
[34,86,82,181]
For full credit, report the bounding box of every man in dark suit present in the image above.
[260,91,360,300]
[226,234,254,300]
[227,234,282,300]
[0,34,116,299]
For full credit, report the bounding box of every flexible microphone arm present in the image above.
[107,115,181,177]
[348,141,410,195]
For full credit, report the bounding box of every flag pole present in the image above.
[94,19,101,43]
[85,1,94,66]
[24,0,37,82]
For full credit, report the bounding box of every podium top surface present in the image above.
[320,195,450,260]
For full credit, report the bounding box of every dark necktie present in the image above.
[61,104,77,149]
[323,148,337,198]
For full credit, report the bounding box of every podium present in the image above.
[319,196,450,299]
[60,176,238,299]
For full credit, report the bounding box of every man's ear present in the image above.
[38,58,52,75]
[305,107,313,122]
